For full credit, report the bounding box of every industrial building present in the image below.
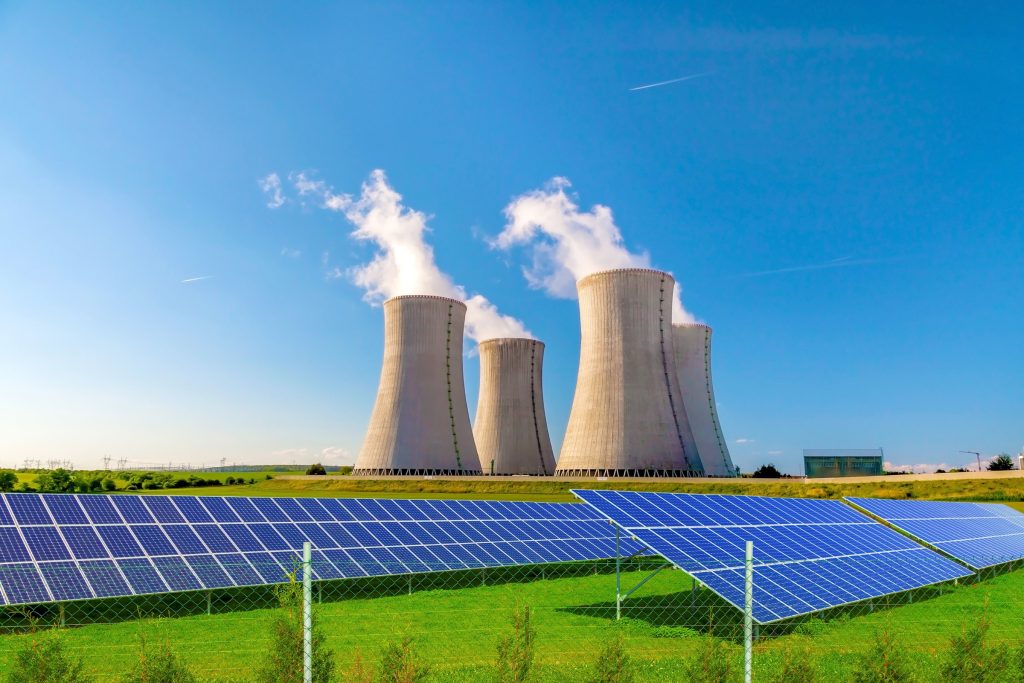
[673,323,736,477]
[803,449,884,478]
[473,338,555,475]
[353,295,481,475]
[555,268,704,477]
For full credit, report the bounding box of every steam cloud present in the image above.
[495,177,696,323]
[286,170,532,342]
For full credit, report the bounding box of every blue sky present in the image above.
[1,2,1021,473]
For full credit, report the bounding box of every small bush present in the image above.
[343,649,374,683]
[589,635,634,683]
[6,632,86,683]
[853,626,915,683]
[254,575,336,683]
[378,637,429,683]
[121,635,197,683]
[939,612,1008,683]
[495,602,536,683]
[683,635,733,683]
[306,463,327,476]
[769,640,815,683]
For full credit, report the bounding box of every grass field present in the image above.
[1,561,1021,681]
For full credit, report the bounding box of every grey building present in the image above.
[803,449,884,478]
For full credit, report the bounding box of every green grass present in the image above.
[1,564,1021,681]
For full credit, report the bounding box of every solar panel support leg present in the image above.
[206,591,212,616]
[303,542,312,683]
[408,575,413,595]
[744,540,753,683]
[615,527,621,621]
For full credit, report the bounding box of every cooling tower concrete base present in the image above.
[473,338,555,475]
[673,323,736,477]
[555,268,703,477]
[354,295,481,476]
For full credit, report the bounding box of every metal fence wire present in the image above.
[1,541,1023,682]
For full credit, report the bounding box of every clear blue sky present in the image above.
[1,2,1021,473]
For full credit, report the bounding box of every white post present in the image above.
[303,542,312,683]
[744,541,753,683]
[615,526,621,621]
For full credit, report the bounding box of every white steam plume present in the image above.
[495,177,696,323]
[294,170,532,342]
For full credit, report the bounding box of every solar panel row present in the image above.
[846,497,1024,569]
[572,490,973,623]
[0,494,638,607]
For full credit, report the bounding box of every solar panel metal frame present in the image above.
[845,497,1024,570]
[0,493,640,608]
[573,489,973,624]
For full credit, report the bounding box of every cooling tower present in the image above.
[354,295,481,475]
[672,324,736,477]
[473,338,555,475]
[556,268,703,477]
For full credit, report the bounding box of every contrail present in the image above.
[629,71,712,92]
[181,276,213,283]
[740,256,903,278]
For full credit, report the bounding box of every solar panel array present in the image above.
[846,497,1024,569]
[0,493,640,607]
[573,490,972,624]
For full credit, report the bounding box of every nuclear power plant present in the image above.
[555,268,704,477]
[473,338,555,475]
[673,323,735,477]
[353,295,481,475]
[353,271,735,478]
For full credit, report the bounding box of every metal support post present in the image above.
[408,574,413,595]
[615,526,622,621]
[207,591,212,616]
[744,540,753,683]
[303,542,312,683]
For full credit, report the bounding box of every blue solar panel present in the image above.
[574,490,972,624]
[847,497,1024,569]
[0,493,639,606]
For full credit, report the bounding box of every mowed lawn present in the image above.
[1,564,1022,682]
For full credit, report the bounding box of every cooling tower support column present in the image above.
[354,295,481,476]
[556,268,703,477]
[473,338,555,475]
[673,324,736,477]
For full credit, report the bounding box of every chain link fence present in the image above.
[1,541,1022,682]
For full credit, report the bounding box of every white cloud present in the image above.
[288,169,532,343]
[735,438,755,445]
[259,173,286,209]
[767,450,783,456]
[319,447,352,464]
[280,247,301,258]
[495,177,696,323]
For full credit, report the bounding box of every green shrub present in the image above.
[343,649,374,683]
[0,470,17,491]
[683,635,733,683]
[852,626,914,683]
[495,602,536,683]
[254,575,336,683]
[6,632,86,683]
[588,635,634,683]
[306,463,327,476]
[769,640,815,683]
[939,612,1008,683]
[378,637,430,683]
[120,635,197,683]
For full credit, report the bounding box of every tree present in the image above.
[121,635,198,683]
[495,603,536,683]
[589,635,634,683]
[768,640,815,683]
[0,471,17,492]
[306,463,327,476]
[6,633,86,683]
[683,635,733,683]
[255,574,337,683]
[939,611,1008,682]
[987,454,1016,471]
[35,469,77,493]
[752,464,783,479]
[378,637,429,683]
[852,626,915,683]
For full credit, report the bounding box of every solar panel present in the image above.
[0,493,639,607]
[573,490,972,624]
[846,497,1024,569]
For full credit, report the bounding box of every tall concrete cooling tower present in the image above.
[673,324,736,477]
[354,295,481,476]
[556,268,704,477]
[473,338,555,475]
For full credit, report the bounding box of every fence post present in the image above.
[615,526,621,621]
[303,541,312,683]
[744,540,753,683]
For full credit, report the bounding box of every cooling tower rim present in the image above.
[673,322,712,331]
[383,294,466,309]
[478,337,544,348]
[577,267,673,286]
